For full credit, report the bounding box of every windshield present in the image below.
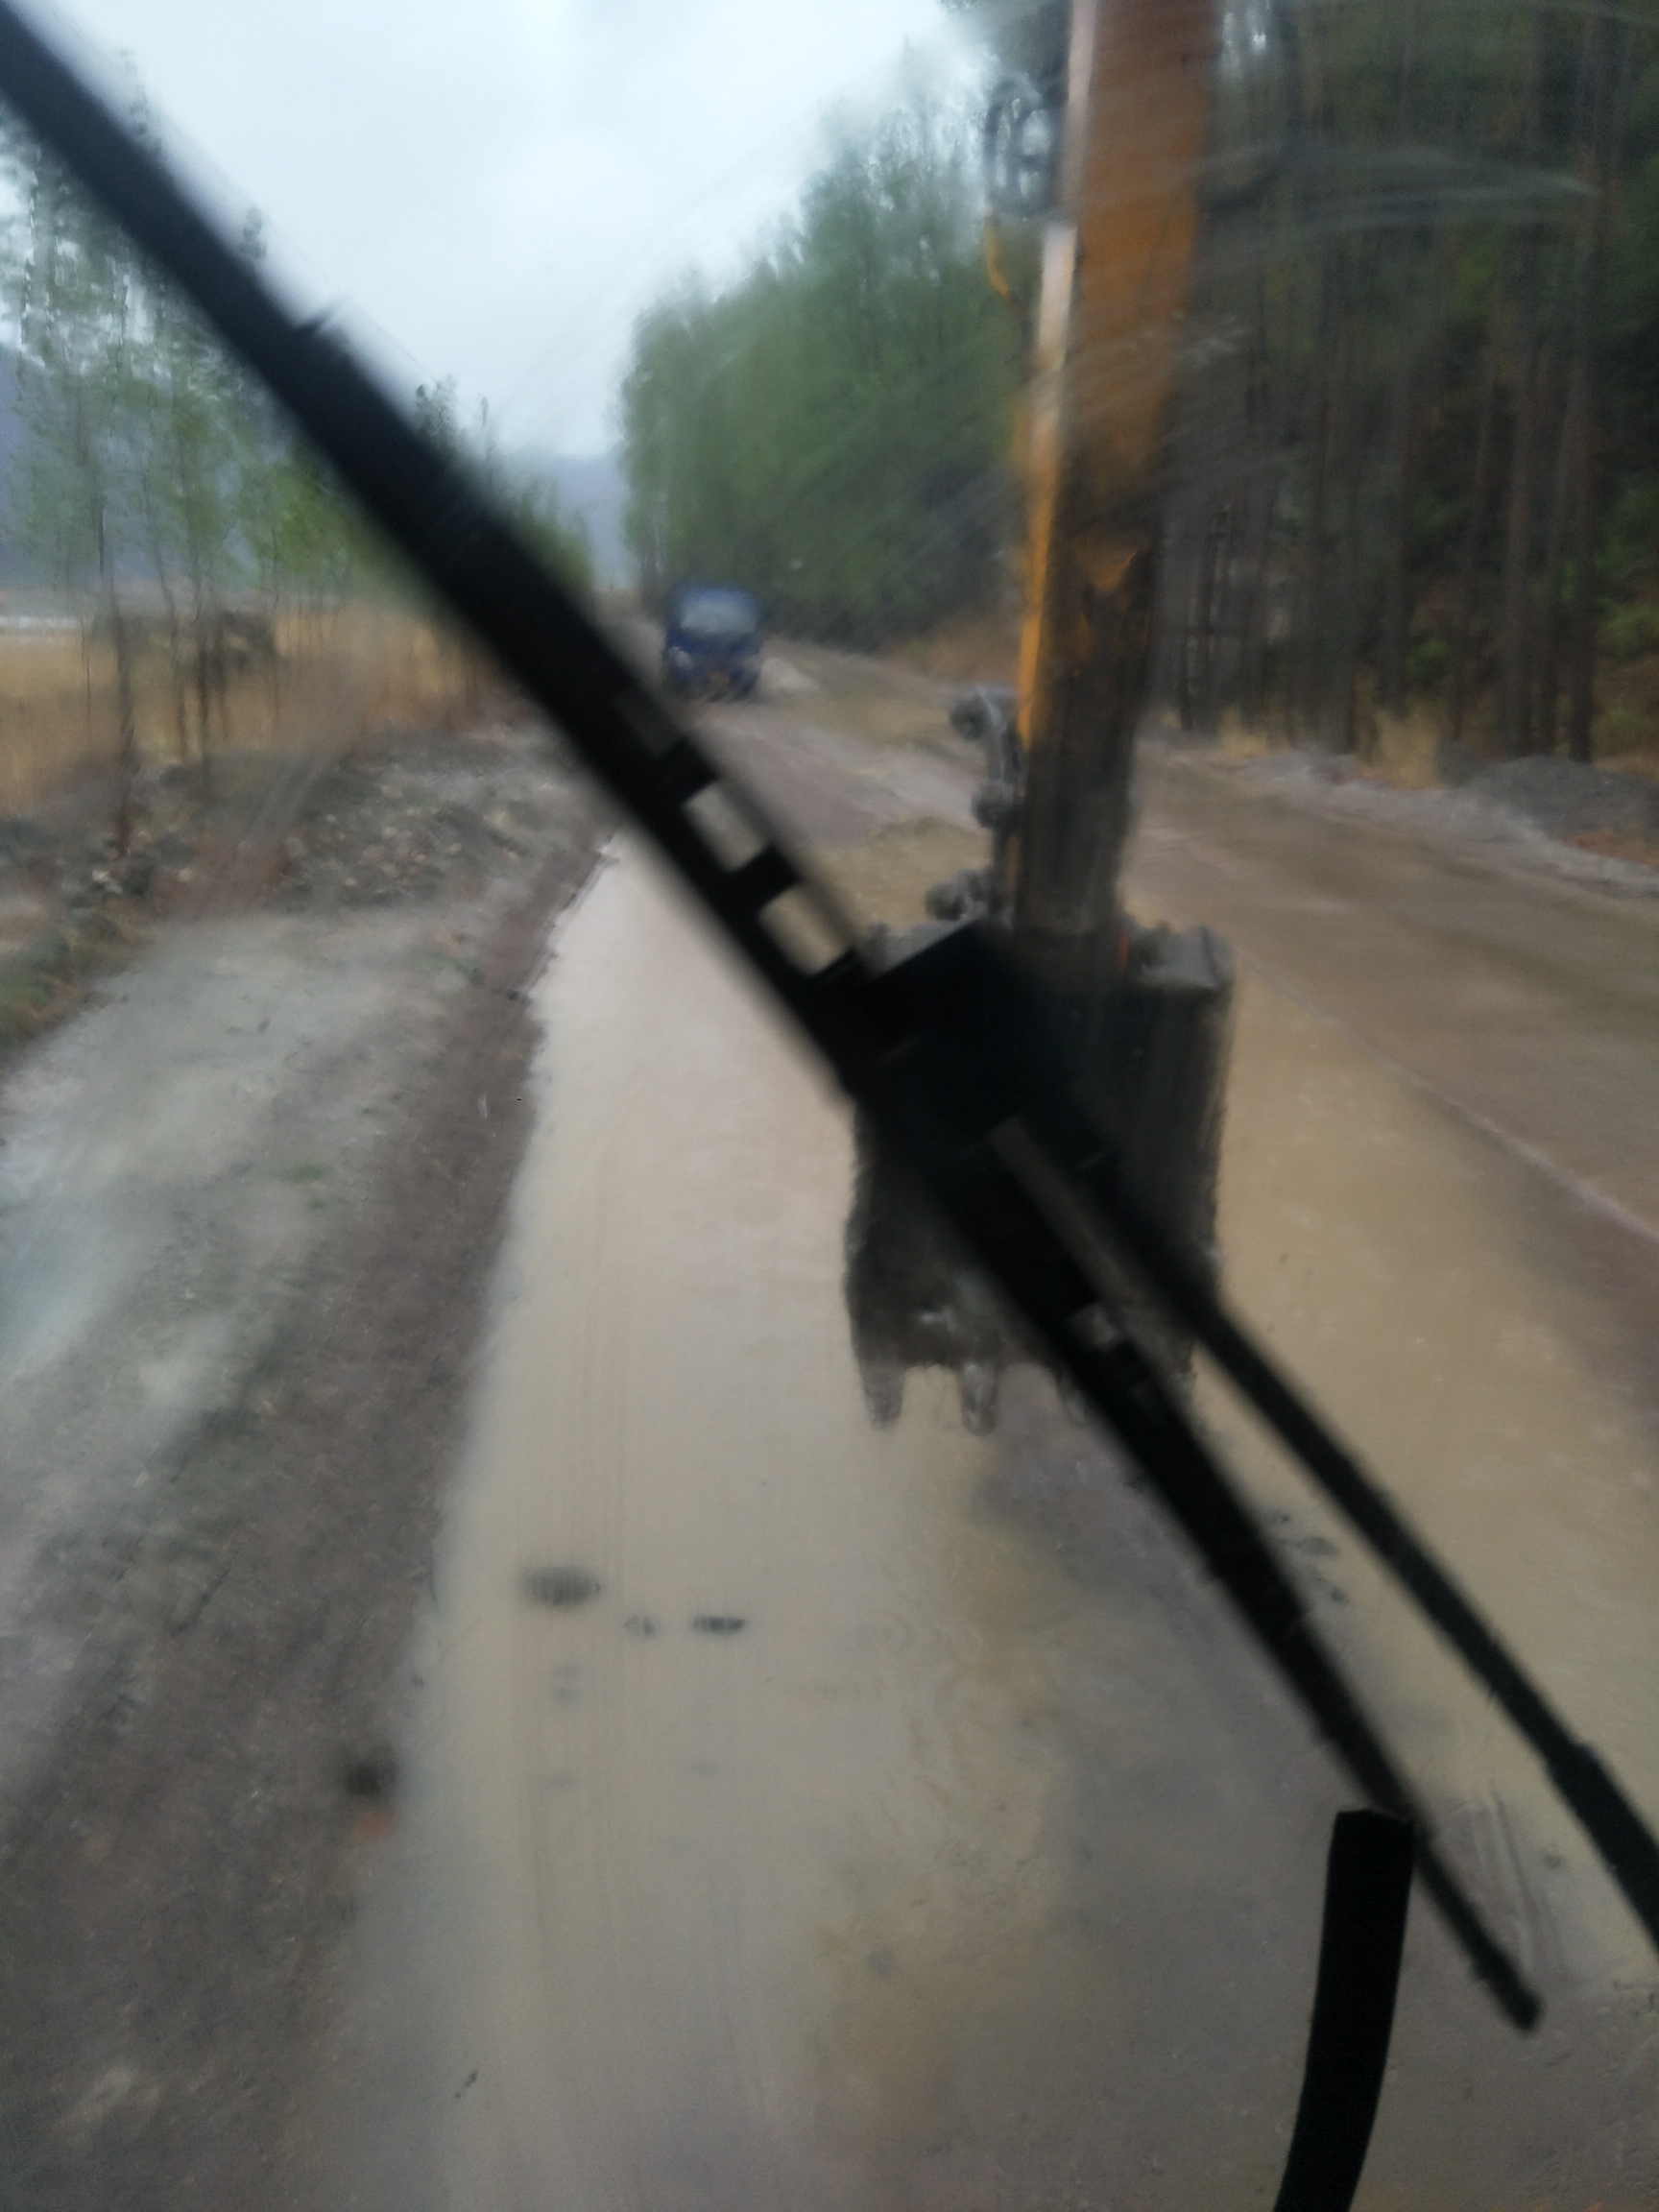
[0,1,1656,2207]
[674,588,761,640]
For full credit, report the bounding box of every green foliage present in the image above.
[0,109,373,640]
[621,102,1019,645]
[1594,698,1648,753]
[1601,481,1659,595]
[1600,602,1659,661]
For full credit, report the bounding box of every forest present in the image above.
[622,0,1659,767]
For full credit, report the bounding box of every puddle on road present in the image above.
[417,843,1082,2212]
[324,842,1659,2212]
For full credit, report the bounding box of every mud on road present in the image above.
[0,720,610,2208]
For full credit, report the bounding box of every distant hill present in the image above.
[522,451,630,589]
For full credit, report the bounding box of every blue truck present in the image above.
[661,584,763,700]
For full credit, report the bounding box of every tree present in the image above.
[621,100,1020,645]
[1,123,144,835]
[1152,0,1659,764]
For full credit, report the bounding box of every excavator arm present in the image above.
[1016,0,1216,969]
[848,0,1233,1431]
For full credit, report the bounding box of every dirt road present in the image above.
[1133,747,1659,1244]
[316,675,1659,2210]
[0,723,611,2207]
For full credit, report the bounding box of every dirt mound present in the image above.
[0,719,579,1052]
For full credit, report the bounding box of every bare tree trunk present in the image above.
[1334,416,1379,757]
[1376,0,1428,721]
[97,513,138,856]
[109,601,137,850]
[1237,457,1278,725]
[1376,349,1416,720]
[75,383,138,854]
[139,472,190,761]
[1293,247,1342,740]
[1536,350,1584,754]
[1530,5,1596,758]
[1497,271,1541,755]
[1567,14,1629,763]
[186,547,221,796]
[264,592,283,733]
[1205,495,1245,726]
[192,592,213,788]
[1236,257,1286,729]
[1191,498,1229,731]
[1154,486,1206,730]
[1497,17,1546,757]
[1324,294,1365,750]
[1447,328,1500,751]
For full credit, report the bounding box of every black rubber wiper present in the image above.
[1273,1813,1414,2212]
[7,0,1656,2029]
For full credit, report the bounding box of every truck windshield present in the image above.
[677,589,759,640]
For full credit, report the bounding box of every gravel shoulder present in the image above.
[0,721,610,2207]
[1177,740,1659,898]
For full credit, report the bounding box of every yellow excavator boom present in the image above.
[1013,0,1221,981]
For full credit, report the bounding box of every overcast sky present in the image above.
[18,0,980,455]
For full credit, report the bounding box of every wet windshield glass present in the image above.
[0,1,1656,2207]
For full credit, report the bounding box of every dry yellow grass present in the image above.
[1212,698,1447,783]
[0,601,490,816]
[1364,704,1444,788]
[1214,708,1277,761]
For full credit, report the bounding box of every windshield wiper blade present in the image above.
[1012,1069,1659,1988]
[8,0,1656,2028]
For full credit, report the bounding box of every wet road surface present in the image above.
[1133,748,1659,1243]
[318,693,1659,2209]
